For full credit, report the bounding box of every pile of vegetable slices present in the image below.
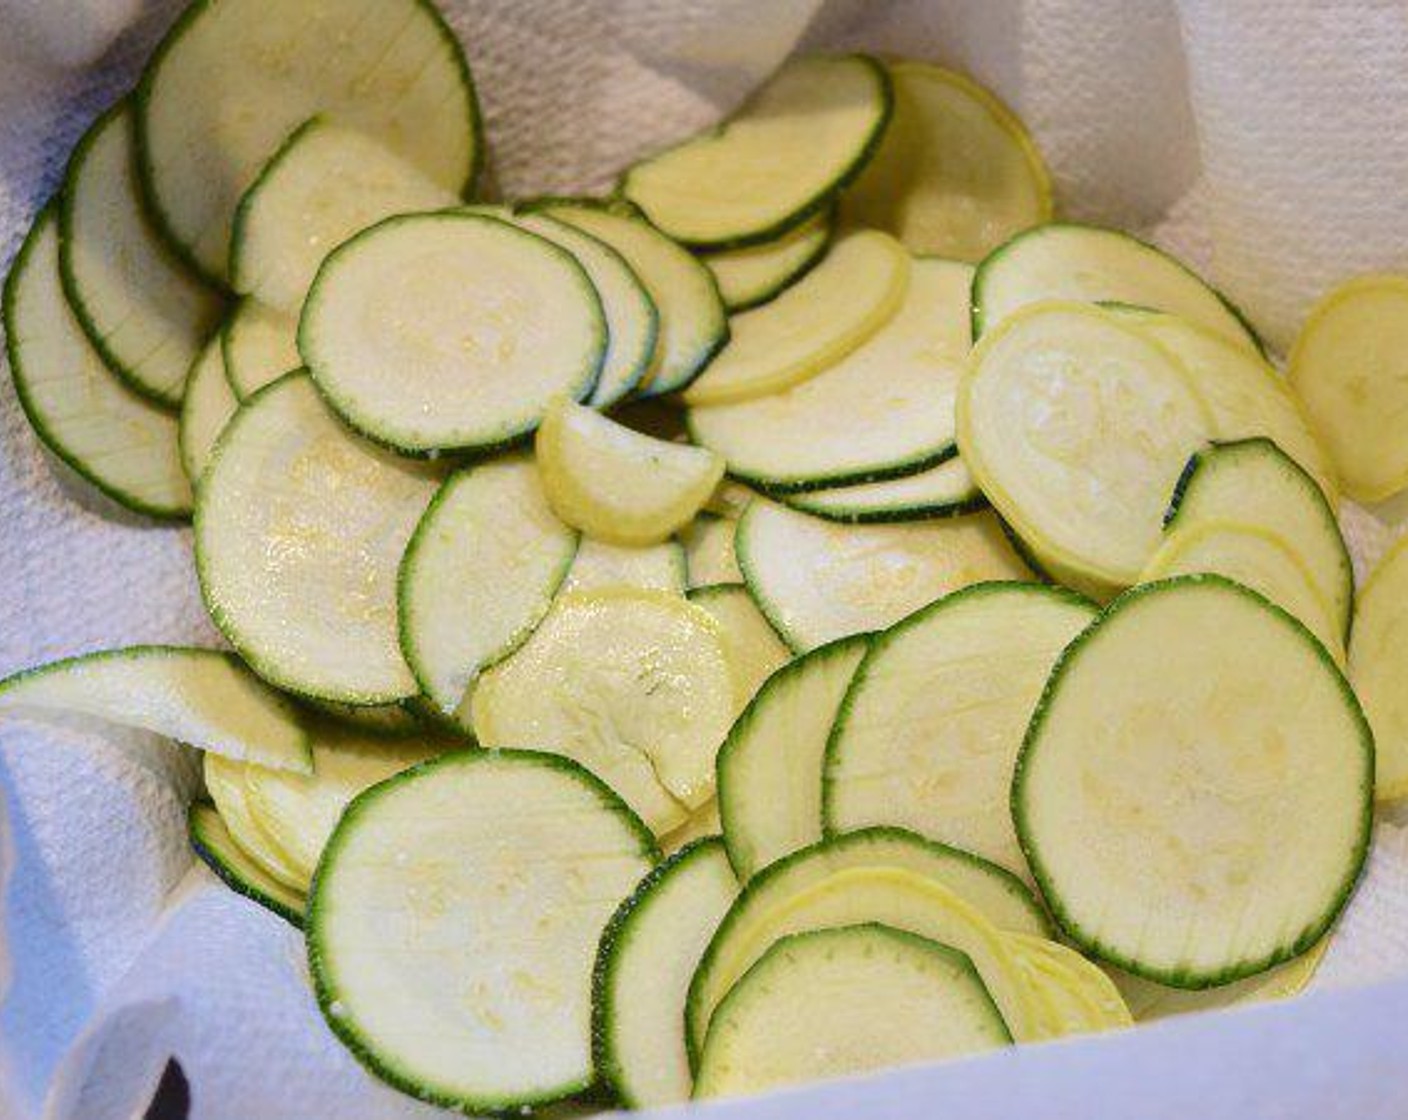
[3,1,1406,1110]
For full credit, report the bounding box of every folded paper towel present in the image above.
[3,1,1408,1117]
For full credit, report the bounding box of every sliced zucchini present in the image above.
[230,117,457,315]
[1014,576,1373,987]
[196,372,441,704]
[536,399,724,546]
[957,301,1213,597]
[398,456,578,718]
[203,754,306,890]
[136,0,480,280]
[302,696,427,738]
[594,838,739,1109]
[561,538,686,595]
[1141,520,1342,658]
[189,801,304,927]
[717,636,870,882]
[1288,274,1408,502]
[737,501,1030,652]
[681,514,742,586]
[308,750,656,1112]
[471,590,735,832]
[973,224,1260,351]
[5,208,191,519]
[687,257,970,489]
[0,645,311,773]
[1166,438,1353,641]
[663,799,722,856]
[1349,537,1408,801]
[178,335,238,484]
[220,299,299,401]
[687,584,791,708]
[783,457,984,524]
[700,210,833,312]
[620,55,891,249]
[681,231,910,407]
[1110,939,1328,1021]
[694,923,1010,1101]
[825,582,1096,879]
[60,101,222,407]
[300,212,605,454]
[1004,933,1132,1036]
[843,62,1052,261]
[533,201,726,398]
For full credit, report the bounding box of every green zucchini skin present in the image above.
[707,439,959,497]
[703,208,836,313]
[188,802,305,929]
[779,465,986,524]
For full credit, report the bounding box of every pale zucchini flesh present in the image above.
[701,210,833,312]
[662,799,723,856]
[1014,576,1373,987]
[687,257,971,490]
[621,55,892,249]
[560,538,686,595]
[783,457,983,524]
[189,801,304,927]
[196,373,441,703]
[682,231,910,407]
[682,514,742,586]
[60,101,222,407]
[686,584,791,710]
[737,501,1031,652]
[220,298,300,401]
[300,213,605,454]
[694,924,1010,1101]
[178,335,239,484]
[844,62,1052,261]
[307,750,656,1112]
[1348,537,1408,801]
[203,753,307,890]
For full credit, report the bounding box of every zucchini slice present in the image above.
[973,224,1260,352]
[136,0,480,281]
[825,582,1097,879]
[957,301,1213,597]
[399,456,578,719]
[783,457,984,524]
[1141,520,1342,658]
[701,210,833,312]
[220,299,299,401]
[60,101,222,407]
[844,63,1052,261]
[178,336,238,484]
[737,501,1031,652]
[1109,938,1328,1021]
[681,231,910,407]
[693,923,1010,1101]
[1349,537,1408,801]
[687,584,791,709]
[663,799,723,856]
[189,802,304,927]
[594,838,739,1108]
[681,514,742,586]
[1288,274,1408,502]
[230,117,457,315]
[717,636,870,881]
[687,257,970,490]
[203,754,306,889]
[471,590,735,832]
[196,372,441,704]
[536,399,724,546]
[0,645,311,773]
[1166,438,1353,641]
[620,55,891,249]
[5,208,192,519]
[1003,933,1132,1036]
[302,696,427,738]
[300,212,605,454]
[308,750,656,1112]
[561,538,686,595]
[1014,576,1373,987]
[534,201,726,398]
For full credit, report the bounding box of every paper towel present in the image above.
[4,2,1408,1118]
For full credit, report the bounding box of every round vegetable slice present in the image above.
[957,301,1213,597]
[693,924,1010,1101]
[826,582,1096,879]
[621,55,892,249]
[1109,938,1328,1021]
[561,538,686,595]
[300,213,605,454]
[189,802,304,928]
[197,372,441,703]
[60,101,222,407]
[536,398,724,546]
[782,457,984,524]
[136,0,480,280]
[1003,933,1132,1036]
[399,455,578,719]
[701,210,833,312]
[1014,576,1373,987]
[308,749,656,1112]
[687,584,790,709]
[220,298,299,401]
[843,62,1052,261]
[687,257,970,489]
[682,231,910,407]
[1288,274,1408,502]
[203,754,305,890]
[178,335,238,484]
[1349,536,1408,801]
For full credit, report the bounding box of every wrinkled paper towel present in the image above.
[4,2,1408,1117]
